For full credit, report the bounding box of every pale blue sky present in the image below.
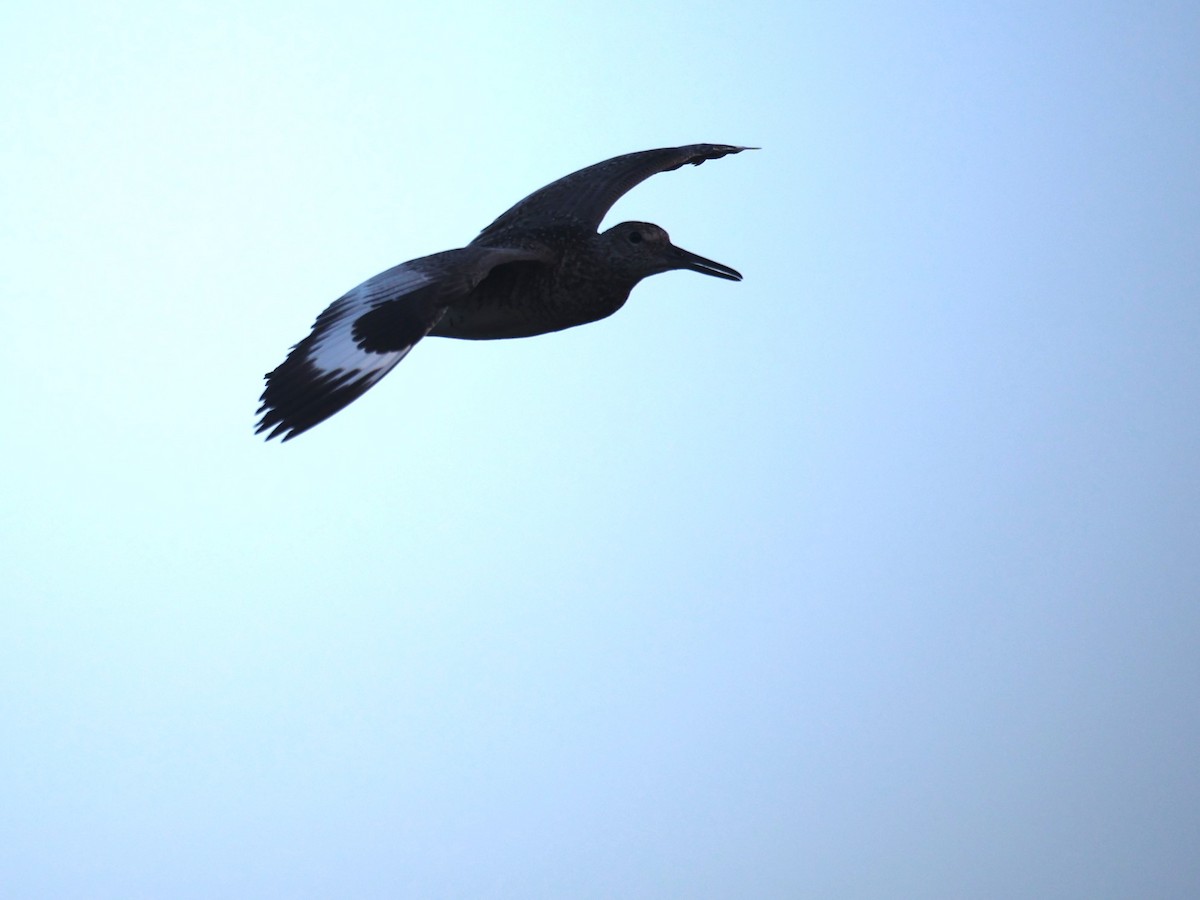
[3,2,1198,897]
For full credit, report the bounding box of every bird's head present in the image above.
[599,221,742,285]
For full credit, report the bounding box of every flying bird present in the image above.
[256,143,753,441]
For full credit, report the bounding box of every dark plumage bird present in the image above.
[256,143,753,441]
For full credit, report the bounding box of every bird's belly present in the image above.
[430,272,630,341]
[430,308,575,340]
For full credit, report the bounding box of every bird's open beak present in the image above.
[668,243,743,281]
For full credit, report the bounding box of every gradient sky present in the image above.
[3,2,1198,897]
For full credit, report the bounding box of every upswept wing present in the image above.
[474,144,752,241]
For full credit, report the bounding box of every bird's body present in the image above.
[434,227,618,339]
[257,143,752,441]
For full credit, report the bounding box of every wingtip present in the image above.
[679,144,759,168]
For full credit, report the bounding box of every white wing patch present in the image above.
[256,262,444,441]
[305,264,433,383]
[258,244,553,441]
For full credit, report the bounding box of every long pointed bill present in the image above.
[667,243,743,281]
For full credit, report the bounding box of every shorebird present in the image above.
[256,143,753,441]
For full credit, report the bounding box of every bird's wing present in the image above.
[257,245,545,441]
[474,144,752,240]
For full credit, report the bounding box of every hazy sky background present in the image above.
[3,2,1198,897]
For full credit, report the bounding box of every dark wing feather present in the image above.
[257,245,544,441]
[473,144,753,240]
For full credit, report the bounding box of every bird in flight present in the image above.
[256,143,753,441]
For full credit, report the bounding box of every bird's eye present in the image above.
[627,230,643,244]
